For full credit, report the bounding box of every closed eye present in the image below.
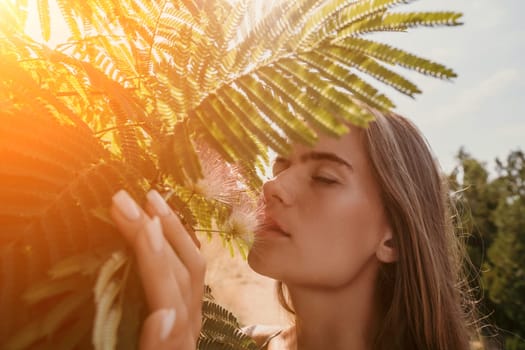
[311,176,339,185]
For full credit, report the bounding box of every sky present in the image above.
[376,0,525,173]
[24,0,524,174]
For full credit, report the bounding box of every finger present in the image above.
[140,308,197,350]
[134,216,186,311]
[110,190,194,267]
[110,190,149,247]
[145,190,206,336]
[140,308,179,350]
[145,190,201,248]
[111,191,200,343]
[110,192,183,308]
[111,190,198,317]
[145,190,206,302]
[110,190,192,287]
[145,190,206,278]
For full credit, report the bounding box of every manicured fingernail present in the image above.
[112,190,141,221]
[160,308,176,341]
[146,217,164,253]
[147,190,170,217]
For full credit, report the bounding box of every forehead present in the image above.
[289,128,367,165]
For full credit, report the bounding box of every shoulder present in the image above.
[242,324,283,348]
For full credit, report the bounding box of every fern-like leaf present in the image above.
[298,51,395,110]
[55,0,82,40]
[298,0,411,49]
[320,47,421,97]
[93,250,129,350]
[334,11,462,40]
[253,67,349,136]
[37,0,51,41]
[198,286,258,350]
[275,59,374,127]
[235,74,319,145]
[216,86,291,157]
[335,36,457,79]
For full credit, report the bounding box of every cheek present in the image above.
[297,191,384,284]
[332,191,385,252]
[312,187,384,237]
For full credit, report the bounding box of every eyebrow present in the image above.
[276,151,353,171]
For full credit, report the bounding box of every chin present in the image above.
[247,250,275,278]
[246,249,259,272]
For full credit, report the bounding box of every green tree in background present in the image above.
[450,149,525,350]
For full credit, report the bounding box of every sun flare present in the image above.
[22,0,69,46]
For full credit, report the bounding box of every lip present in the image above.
[256,215,291,237]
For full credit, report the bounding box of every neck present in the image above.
[284,260,381,350]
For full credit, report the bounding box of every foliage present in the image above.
[0,0,462,348]
[449,149,525,350]
[198,286,258,350]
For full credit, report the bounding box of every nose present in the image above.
[262,174,295,207]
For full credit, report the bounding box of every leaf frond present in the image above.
[275,59,373,127]
[235,74,318,146]
[334,36,457,79]
[298,51,395,110]
[37,0,51,41]
[334,11,462,39]
[254,67,349,136]
[321,46,421,96]
[299,0,414,49]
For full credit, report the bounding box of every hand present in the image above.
[110,189,206,350]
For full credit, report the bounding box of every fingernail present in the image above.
[160,308,176,341]
[146,217,164,253]
[147,190,170,217]
[112,190,141,221]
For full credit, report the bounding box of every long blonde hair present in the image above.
[277,112,480,349]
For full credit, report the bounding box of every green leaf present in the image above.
[235,74,319,146]
[298,51,395,110]
[254,66,349,136]
[335,37,457,79]
[299,0,414,49]
[216,86,291,156]
[200,97,263,164]
[334,11,462,40]
[275,59,374,127]
[320,47,421,97]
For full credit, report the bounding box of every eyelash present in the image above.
[272,160,340,186]
[311,176,338,185]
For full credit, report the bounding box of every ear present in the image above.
[376,228,398,263]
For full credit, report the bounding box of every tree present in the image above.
[0,0,462,348]
[449,149,525,350]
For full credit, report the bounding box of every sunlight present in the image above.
[24,0,69,47]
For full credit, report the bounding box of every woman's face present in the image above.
[247,128,392,288]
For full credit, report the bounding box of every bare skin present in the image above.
[112,127,396,349]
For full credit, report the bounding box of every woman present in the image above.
[110,112,480,349]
